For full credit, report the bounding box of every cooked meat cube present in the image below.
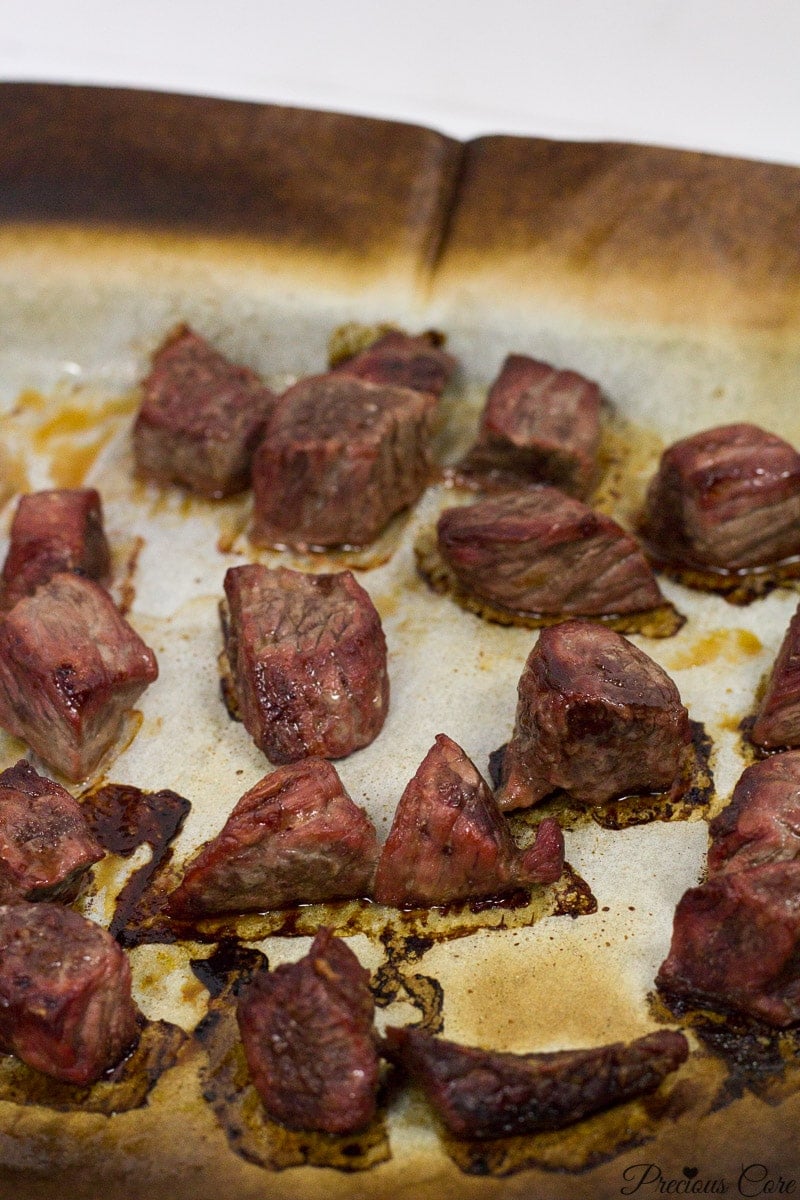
[462,354,602,497]
[333,330,455,399]
[751,604,800,749]
[436,488,664,616]
[384,1025,688,1139]
[0,901,138,1083]
[133,324,276,498]
[656,861,800,1026]
[0,760,103,903]
[497,621,691,811]
[0,488,111,610]
[0,573,158,781]
[707,752,800,876]
[169,758,378,916]
[221,564,388,763]
[251,374,435,548]
[373,733,563,907]
[237,927,379,1133]
[642,423,800,570]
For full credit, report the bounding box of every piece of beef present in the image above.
[372,733,563,907]
[0,573,158,781]
[384,1025,688,1139]
[0,488,111,611]
[0,760,103,903]
[169,758,378,916]
[707,752,800,876]
[221,564,388,763]
[333,330,456,399]
[642,423,800,570]
[497,621,691,811]
[751,605,800,749]
[0,901,138,1083]
[237,927,379,1133]
[251,373,435,548]
[460,355,602,497]
[436,488,664,617]
[133,324,276,498]
[656,861,800,1026]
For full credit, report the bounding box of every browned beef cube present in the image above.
[656,861,800,1026]
[0,574,159,781]
[498,621,691,811]
[333,330,456,399]
[251,374,435,548]
[237,927,379,1133]
[0,488,111,610]
[707,752,800,876]
[643,423,800,570]
[384,1025,688,1139]
[0,901,138,1083]
[437,488,664,616]
[221,565,388,763]
[751,605,800,749]
[0,760,103,903]
[373,733,563,907]
[133,324,276,498]
[463,354,602,497]
[169,758,378,916]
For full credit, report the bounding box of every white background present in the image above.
[1,0,800,165]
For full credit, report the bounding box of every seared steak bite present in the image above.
[0,901,138,1084]
[642,422,800,570]
[0,573,158,781]
[168,758,378,916]
[707,752,800,875]
[237,927,379,1134]
[0,488,111,610]
[0,760,103,903]
[221,564,388,763]
[498,621,691,811]
[436,488,664,617]
[251,373,435,549]
[751,604,800,749]
[384,1026,688,1139]
[133,324,276,498]
[372,733,564,908]
[333,330,456,399]
[461,354,602,497]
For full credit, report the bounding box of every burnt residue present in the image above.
[372,930,445,1035]
[194,973,390,1173]
[643,548,800,607]
[80,782,190,947]
[190,940,268,1001]
[0,1013,187,1114]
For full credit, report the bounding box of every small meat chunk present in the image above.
[656,861,800,1026]
[642,423,800,570]
[133,324,276,498]
[0,901,138,1083]
[384,1025,688,1139]
[169,758,378,916]
[461,354,602,497]
[221,565,388,763]
[0,760,103,903]
[237,927,379,1134]
[0,573,158,781]
[251,374,435,548]
[498,621,691,811]
[751,604,800,749]
[373,733,563,907]
[707,752,800,876]
[436,488,663,617]
[333,330,455,399]
[0,488,111,610]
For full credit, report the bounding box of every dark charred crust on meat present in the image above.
[414,527,685,637]
[0,1015,187,1114]
[642,545,800,606]
[194,970,391,1172]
